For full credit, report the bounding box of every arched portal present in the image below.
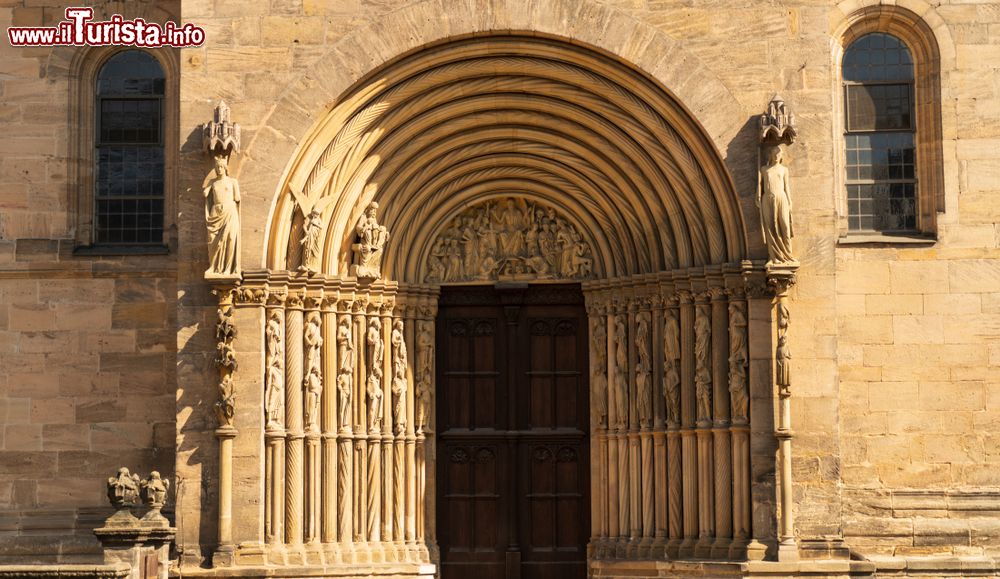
[263,35,748,280]
[234,33,771,579]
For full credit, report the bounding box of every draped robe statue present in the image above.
[758,145,795,264]
[204,155,241,279]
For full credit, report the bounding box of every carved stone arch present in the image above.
[247,0,752,274]
[261,35,748,281]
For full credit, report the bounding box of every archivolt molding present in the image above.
[262,35,748,282]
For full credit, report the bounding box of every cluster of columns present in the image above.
[252,282,437,566]
[585,273,755,560]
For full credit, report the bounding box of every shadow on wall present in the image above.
[172,126,226,568]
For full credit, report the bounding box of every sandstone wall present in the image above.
[0,0,997,568]
[0,0,179,563]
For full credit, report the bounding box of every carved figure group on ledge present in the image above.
[425,197,593,283]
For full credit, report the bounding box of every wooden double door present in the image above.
[437,284,590,579]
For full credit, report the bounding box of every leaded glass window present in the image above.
[843,33,917,232]
[95,51,165,244]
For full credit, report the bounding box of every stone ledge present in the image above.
[590,559,878,578]
[869,556,1000,576]
[173,563,436,578]
[0,564,130,578]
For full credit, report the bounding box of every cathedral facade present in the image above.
[1,1,1000,578]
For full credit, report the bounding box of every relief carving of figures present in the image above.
[366,316,384,432]
[351,202,390,280]
[424,197,593,283]
[336,317,354,431]
[694,304,713,424]
[758,145,795,265]
[303,311,323,431]
[391,319,408,434]
[287,185,337,275]
[264,311,284,429]
[635,311,652,428]
[728,301,749,423]
[590,315,609,429]
[415,320,434,433]
[663,308,681,427]
[612,315,628,431]
[214,306,237,428]
[776,301,791,394]
[204,155,241,279]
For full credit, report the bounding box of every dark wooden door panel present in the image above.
[438,285,588,579]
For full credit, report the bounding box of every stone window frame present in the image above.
[834,6,944,243]
[69,46,179,255]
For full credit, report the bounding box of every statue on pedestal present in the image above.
[351,202,390,281]
[204,155,241,280]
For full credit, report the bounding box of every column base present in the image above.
[212,545,235,568]
[777,539,800,563]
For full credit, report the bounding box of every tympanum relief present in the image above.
[425,197,594,283]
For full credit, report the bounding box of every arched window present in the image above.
[843,33,916,232]
[94,51,165,244]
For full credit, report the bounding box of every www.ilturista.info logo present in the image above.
[7,7,205,47]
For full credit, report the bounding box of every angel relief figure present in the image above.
[288,184,337,275]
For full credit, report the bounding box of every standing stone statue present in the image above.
[336,317,354,431]
[694,304,713,424]
[635,311,652,427]
[391,320,408,434]
[415,320,434,433]
[758,145,795,264]
[663,309,681,426]
[351,202,390,281]
[366,316,384,431]
[591,316,608,428]
[204,155,241,279]
[728,301,749,423]
[264,311,284,429]
[612,315,628,431]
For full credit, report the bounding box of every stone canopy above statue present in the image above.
[424,197,594,284]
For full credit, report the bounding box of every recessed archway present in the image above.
[263,35,748,281]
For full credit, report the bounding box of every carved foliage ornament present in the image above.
[425,197,593,283]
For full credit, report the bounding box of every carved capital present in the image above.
[234,286,267,305]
